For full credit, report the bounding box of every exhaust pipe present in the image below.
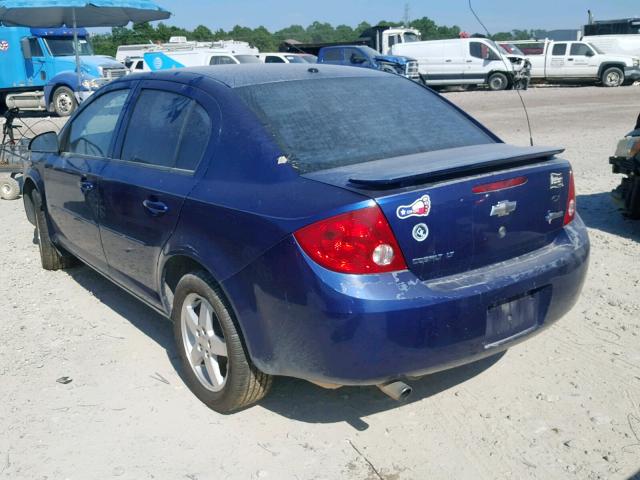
[377,380,412,401]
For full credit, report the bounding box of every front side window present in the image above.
[265,55,285,63]
[570,43,593,56]
[470,42,490,60]
[236,76,494,173]
[28,38,44,57]
[121,90,211,171]
[66,89,128,157]
[345,47,368,65]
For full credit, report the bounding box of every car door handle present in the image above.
[79,180,95,195]
[445,59,452,63]
[567,58,574,61]
[466,60,473,63]
[143,199,169,216]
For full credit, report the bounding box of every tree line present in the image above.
[91,17,548,57]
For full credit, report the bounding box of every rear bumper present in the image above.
[224,216,590,385]
[625,66,640,81]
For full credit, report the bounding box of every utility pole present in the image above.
[404,3,411,27]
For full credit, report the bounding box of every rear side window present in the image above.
[236,76,494,173]
[210,56,236,65]
[66,89,128,157]
[120,90,211,171]
[321,49,342,62]
[552,43,567,55]
[265,55,285,63]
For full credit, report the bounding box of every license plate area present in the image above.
[485,287,550,347]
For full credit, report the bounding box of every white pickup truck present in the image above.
[525,40,640,87]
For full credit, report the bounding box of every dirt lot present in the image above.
[1,86,639,480]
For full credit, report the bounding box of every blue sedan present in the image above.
[24,65,589,412]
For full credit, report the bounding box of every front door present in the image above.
[44,88,131,270]
[99,81,216,303]
[566,42,598,77]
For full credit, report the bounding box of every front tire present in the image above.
[488,72,509,91]
[601,67,624,87]
[52,86,77,117]
[172,271,272,413]
[0,177,20,200]
[32,190,76,270]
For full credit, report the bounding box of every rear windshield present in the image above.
[235,76,495,173]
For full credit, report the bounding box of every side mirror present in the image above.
[29,132,59,154]
[585,50,595,57]
[21,38,32,60]
[351,54,366,65]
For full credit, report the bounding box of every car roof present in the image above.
[122,64,385,89]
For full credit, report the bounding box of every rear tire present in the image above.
[32,190,76,270]
[52,86,77,117]
[488,72,509,91]
[601,67,624,87]
[0,177,20,200]
[172,271,272,413]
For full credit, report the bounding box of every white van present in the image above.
[392,38,530,90]
[582,35,640,57]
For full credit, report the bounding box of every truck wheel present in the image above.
[32,190,76,270]
[172,271,272,413]
[52,86,77,117]
[601,67,624,87]
[0,177,20,200]
[488,73,509,91]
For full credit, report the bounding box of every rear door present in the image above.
[545,42,568,78]
[44,87,131,270]
[99,80,217,303]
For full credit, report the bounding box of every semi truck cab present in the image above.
[0,27,127,116]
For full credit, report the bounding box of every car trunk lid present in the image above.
[305,144,571,281]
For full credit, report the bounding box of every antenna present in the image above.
[468,0,535,147]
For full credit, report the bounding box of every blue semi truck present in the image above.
[0,27,127,116]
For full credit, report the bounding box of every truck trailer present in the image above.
[0,26,127,116]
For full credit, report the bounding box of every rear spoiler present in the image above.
[306,144,564,189]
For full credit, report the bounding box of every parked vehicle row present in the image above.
[23,64,589,413]
[504,38,640,87]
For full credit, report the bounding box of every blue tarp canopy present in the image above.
[0,0,170,28]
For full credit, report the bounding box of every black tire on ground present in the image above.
[488,72,509,91]
[601,67,624,87]
[624,176,640,219]
[32,190,76,270]
[52,86,77,117]
[172,271,272,413]
[0,177,20,200]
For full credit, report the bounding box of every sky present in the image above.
[151,0,640,34]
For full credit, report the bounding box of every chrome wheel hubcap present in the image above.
[181,293,228,392]
[1,184,10,195]
[607,72,620,85]
[56,93,73,114]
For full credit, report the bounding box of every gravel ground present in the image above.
[1,86,639,480]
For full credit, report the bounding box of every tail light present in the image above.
[294,206,407,274]
[563,170,576,226]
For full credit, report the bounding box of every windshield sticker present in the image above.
[412,223,429,242]
[397,195,431,220]
[550,173,564,189]
[0,41,8,52]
